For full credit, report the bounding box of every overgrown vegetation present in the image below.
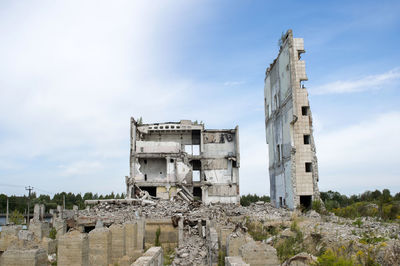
[316,242,384,266]
[49,227,57,239]
[9,209,24,224]
[275,218,304,262]
[245,217,279,241]
[240,194,270,206]
[218,249,225,266]
[321,189,400,221]
[155,226,161,247]
[163,245,175,266]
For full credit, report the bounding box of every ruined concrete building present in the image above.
[125,118,240,204]
[264,30,319,209]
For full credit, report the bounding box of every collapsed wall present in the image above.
[264,29,320,209]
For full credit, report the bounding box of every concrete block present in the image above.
[41,237,57,254]
[29,222,50,239]
[88,227,112,266]
[0,234,18,252]
[226,233,252,256]
[239,241,279,266]
[225,256,250,266]
[58,230,89,266]
[110,224,126,262]
[125,222,138,256]
[131,246,163,266]
[18,229,34,241]
[0,247,47,266]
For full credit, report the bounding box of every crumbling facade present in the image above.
[264,30,319,209]
[125,119,240,204]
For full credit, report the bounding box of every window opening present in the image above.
[301,106,309,116]
[303,135,311,144]
[305,162,312,173]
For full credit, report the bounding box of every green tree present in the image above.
[9,210,24,225]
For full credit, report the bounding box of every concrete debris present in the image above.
[282,252,317,266]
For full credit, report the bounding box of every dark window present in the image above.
[144,174,147,181]
[300,195,312,210]
[193,187,202,200]
[303,135,311,144]
[170,159,174,163]
[232,160,237,168]
[301,106,309,116]
[144,159,147,164]
[276,144,281,162]
[140,186,156,197]
[305,162,312,173]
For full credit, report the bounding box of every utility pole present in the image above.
[25,186,33,226]
[6,197,9,225]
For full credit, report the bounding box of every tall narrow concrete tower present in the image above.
[264,30,319,210]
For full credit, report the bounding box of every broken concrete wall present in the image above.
[0,247,47,266]
[145,218,178,249]
[264,29,319,209]
[58,230,89,266]
[88,227,111,266]
[131,246,163,266]
[0,225,21,252]
[225,256,250,266]
[239,241,279,266]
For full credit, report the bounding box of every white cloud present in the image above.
[316,112,400,194]
[311,67,400,95]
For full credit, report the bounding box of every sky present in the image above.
[0,0,399,197]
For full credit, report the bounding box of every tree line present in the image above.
[0,192,125,214]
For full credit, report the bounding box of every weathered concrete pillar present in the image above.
[239,241,279,266]
[136,218,145,251]
[178,218,184,247]
[57,205,63,219]
[54,218,67,240]
[58,230,89,266]
[0,247,47,266]
[125,221,141,257]
[33,204,40,222]
[225,256,250,266]
[88,227,111,266]
[208,227,219,264]
[40,204,45,221]
[110,224,126,262]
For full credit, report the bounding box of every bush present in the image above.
[240,194,270,206]
[312,200,322,214]
[9,210,24,225]
[317,248,356,266]
[49,227,57,239]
